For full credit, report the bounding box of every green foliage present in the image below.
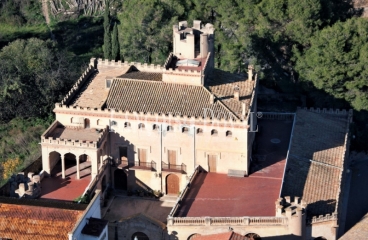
[74,194,90,204]
[112,22,120,61]
[103,0,112,60]
[295,18,368,111]
[0,38,78,120]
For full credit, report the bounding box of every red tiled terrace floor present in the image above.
[40,161,92,201]
[175,118,293,217]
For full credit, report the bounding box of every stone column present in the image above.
[61,155,65,179]
[76,156,80,180]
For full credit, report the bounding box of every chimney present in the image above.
[242,102,246,116]
[248,65,254,81]
[234,86,240,101]
[210,94,214,104]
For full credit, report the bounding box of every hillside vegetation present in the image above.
[0,0,367,181]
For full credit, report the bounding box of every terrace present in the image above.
[173,116,294,217]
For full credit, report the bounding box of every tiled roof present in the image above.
[71,65,131,108]
[118,70,162,81]
[66,62,255,120]
[208,69,255,118]
[0,203,84,240]
[339,213,368,240]
[192,232,247,240]
[281,109,350,217]
[105,79,239,120]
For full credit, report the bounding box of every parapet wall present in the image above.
[94,58,165,73]
[41,121,109,149]
[297,107,353,116]
[167,216,288,226]
[61,65,96,105]
[53,103,246,126]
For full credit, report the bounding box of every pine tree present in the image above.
[103,0,112,60]
[112,22,120,61]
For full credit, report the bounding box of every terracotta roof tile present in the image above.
[0,203,84,240]
[281,109,349,217]
[339,213,368,240]
[119,70,162,81]
[72,65,131,108]
[105,79,239,120]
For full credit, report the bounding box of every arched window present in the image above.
[182,127,189,133]
[84,118,90,129]
[226,130,232,137]
[153,124,159,130]
[167,125,173,131]
[70,117,73,123]
[97,119,101,126]
[124,122,131,128]
[197,128,203,134]
[138,123,145,129]
[211,129,218,136]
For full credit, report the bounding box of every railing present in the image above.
[132,161,156,171]
[80,159,109,202]
[162,162,187,173]
[169,166,200,217]
[167,216,288,226]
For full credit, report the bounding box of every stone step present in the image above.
[160,195,178,203]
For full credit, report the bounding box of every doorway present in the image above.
[166,174,179,195]
[208,154,217,172]
[114,169,127,190]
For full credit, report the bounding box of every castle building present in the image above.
[33,20,352,240]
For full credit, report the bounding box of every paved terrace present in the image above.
[175,118,293,217]
[41,161,91,201]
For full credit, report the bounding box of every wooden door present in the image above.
[208,155,217,172]
[166,174,179,195]
[138,148,147,163]
[168,150,177,167]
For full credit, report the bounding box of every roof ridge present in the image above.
[202,86,240,121]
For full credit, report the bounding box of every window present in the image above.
[182,127,189,133]
[70,117,73,123]
[197,128,203,135]
[167,125,173,131]
[211,129,218,136]
[106,79,112,88]
[124,122,131,128]
[97,119,102,126]
[84,118,90,129]
[226,131,232,137]
[153,124,159,130]
[138,123,145,129]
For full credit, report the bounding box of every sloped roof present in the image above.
[281,108,350,217]
[118,70,162,81]
[339,213,368,240]
[0,203,84,240]
[105,79,239,120]
[71,65,132,108]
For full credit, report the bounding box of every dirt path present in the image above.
[41,0,50,25]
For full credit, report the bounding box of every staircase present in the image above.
[159,194,178,208]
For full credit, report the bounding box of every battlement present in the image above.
[93,58,164,73]
[275,196,307,217]
[309,212,338,224]
[61,65,96,105]
[53,103,247,125]
[297,107,353,116]
[41,121,108,149]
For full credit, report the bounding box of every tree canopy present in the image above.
[0,38,77,121]
[295,18,368,111]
